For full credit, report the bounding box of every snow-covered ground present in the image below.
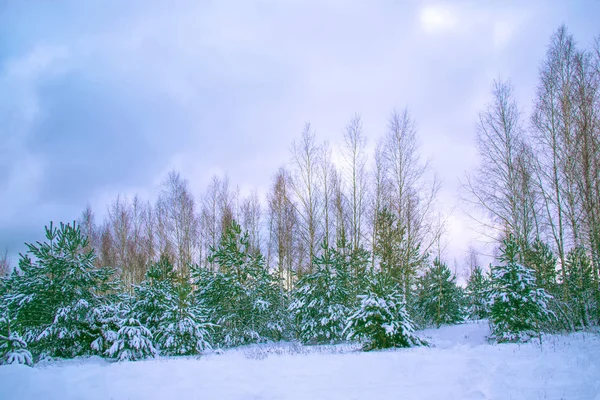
[1,321,599,400]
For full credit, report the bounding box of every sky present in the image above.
[1,0,599,270]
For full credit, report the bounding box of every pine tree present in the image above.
[525,239,558,294]
[335,233,370,298]
[195,220,285,347]
[89,301,127,356]
[564,247,595,329]
[0,316,33,366]
[289,240,353,344]
[345,271,425,350]
[2,222,117,358]
[106,316,157,361]
[416,258,464,327]
[465,265,490,320]
[134,255,212,356]
[489,236,553,343]
[524,240,577,331]
[373,208,423,304]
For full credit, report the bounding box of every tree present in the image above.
[373,207,423,298]
[489,236,553,343]
[524,239,558,294]
[564,247,596,328]
[289,240,352,344]
[106,316,157,362]
[531,25,579,275]
[464,265,490,320]
[368,142,390,272]
[417,259,464,327]
[381,109,440,298]
[134,255,212,356]
[266,167,298,290]
[240,190,262,256]
[342,114,368,253]
[345,271,425,350]
[0,249,10,277]
[156,171,198,279]
[0,329,33,366]
[78,204,99,256]
[290,124,322,274]
[195,220,286,347]
[463,79,537,258]
[4,222,117,358]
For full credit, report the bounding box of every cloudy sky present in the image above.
[1,1,599,266]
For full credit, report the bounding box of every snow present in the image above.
[1,321,599,400]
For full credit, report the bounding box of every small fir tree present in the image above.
[416,258,464,327]
[289,240,353,344]
[0,316,33,366]
[195,221,285,347]
[107,316,157,361]
[345,271,425,350]
[135,255,212,355]
[489,236,553,343]
[373,208,423,300]
[465,266,490,320]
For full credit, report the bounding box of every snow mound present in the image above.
[418,320,491,348]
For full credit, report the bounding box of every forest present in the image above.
[1,25,599,366]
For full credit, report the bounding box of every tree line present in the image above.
[73,108,442,299]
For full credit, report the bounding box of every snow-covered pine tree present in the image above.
[344,271,425,350]
[134,255,212,356]
[89,301,128,356]
[416,258,464,327]
[3,222,117,358]
[106,315,157,361]
[0,316,33,366]
[465,265,490,320]
[289,240,352,344]
[195,220,285,347]
[489,236,553,343]
[564,247,596,329]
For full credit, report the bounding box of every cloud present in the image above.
[419,4,459,34]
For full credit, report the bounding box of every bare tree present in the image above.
[331,167,348,247]
[465,245,481,275]
[368,141,390,271]
[240,189,262,255]
[319,141,335,247]
[78,204,99,256]
[266,167,297,289]
[107,195,134,284]
[531,26,579,272]
[98,220,115,268]
[156,171,198,279]
[290,124,322,274]
[464,79,538,258]
[140,200,157,269]
[571,42,600,285]
[342,114,368,252]
[380,108,441,295]
[200,175,223,270]
[0,249,10,276]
